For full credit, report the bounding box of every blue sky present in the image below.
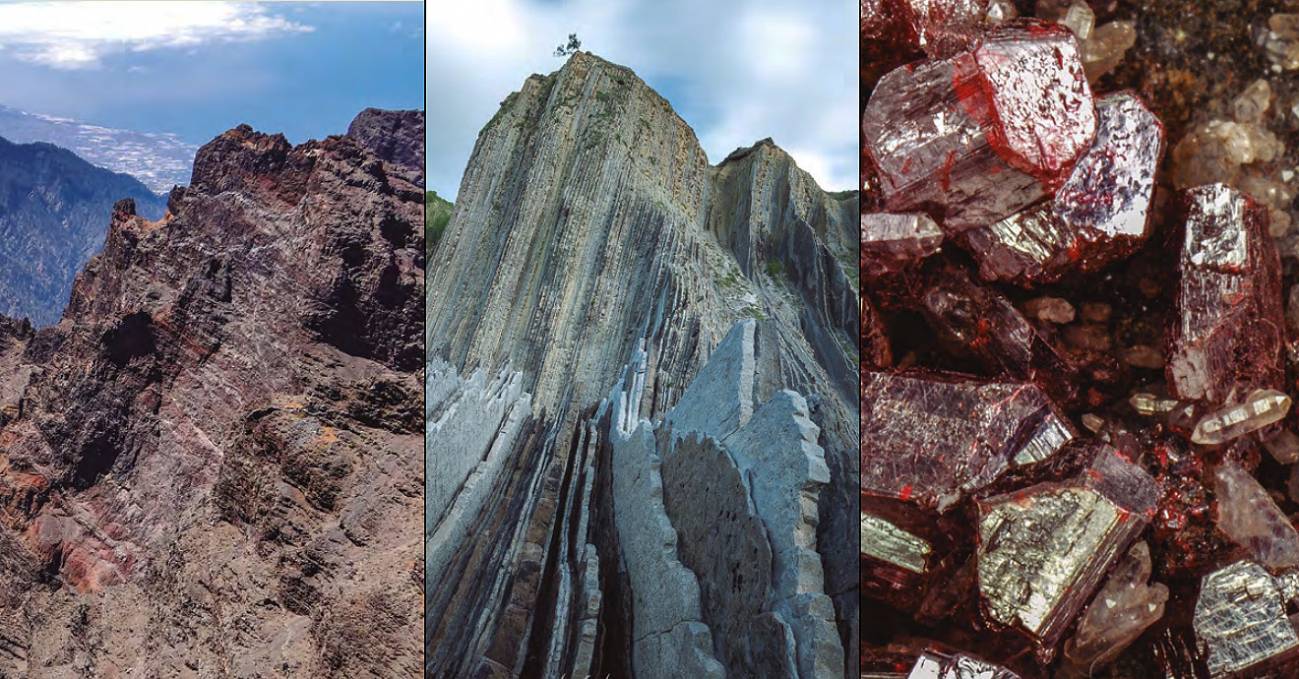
[0,2,423,146]
[427,0,857,199]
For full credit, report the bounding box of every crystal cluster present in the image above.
[962,91,1164,284]
[862,20,1096,230]
[976,444,1156,658]
[863,4,1299,677]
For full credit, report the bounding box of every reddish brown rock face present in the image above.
[0,110,424,674]
[862,20,1096,230]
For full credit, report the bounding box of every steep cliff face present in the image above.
[0,110,424,676]
[427,52,859,677]
[0,137,166,326]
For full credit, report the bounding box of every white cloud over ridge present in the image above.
[0,2,311,69]
[427,0,857,197]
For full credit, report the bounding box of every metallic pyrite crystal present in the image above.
[976,444,1157,658]
[861,212,944,275]
[861,512,932,574]
[1194,560,1299,677]
[963,91,1165,284]
[1167,184,1285,405]
[861,371,1076,512]
[862,20,1097,230]
[905,649,1022,679]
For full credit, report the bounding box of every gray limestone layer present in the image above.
[426,51,858,678]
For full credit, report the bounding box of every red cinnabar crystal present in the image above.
[861,370,1076,512]
[962,91,1165,284]
[862,20,1097,230]
[862,0,992,59]
[1167,184,1284,406]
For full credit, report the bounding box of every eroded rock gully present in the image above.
[426,52,860,677]
[0,109,425,676]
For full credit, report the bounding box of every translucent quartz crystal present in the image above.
[1213,460,1299,571]
[861,212,944,275]
[1264,14,1299,70]
[1121,345,1164,369]
[1060,541,1169,677]
[962,92,1163,284]
[977,444,1157,659]
[1060,0,1094,40]
[1167,185,1284,405]
[1171,119,1285,188]
[1233,79,1273,125]
[1191,389,1292,445]
[983,0,1017,25]
[862,20,1097,230]
[861,371,1075,512]
[906,650,1021,678]
[1129,391,1180,416]
[1023,296,1075,323]
[1194,560,1299,677]
[1079,21,1136,81]
[1264,428,1299,465]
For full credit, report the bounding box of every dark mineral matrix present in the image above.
[862,1,1299,677]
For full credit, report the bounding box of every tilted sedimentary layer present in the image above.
[426,52,859,677]
[0,109,425,676]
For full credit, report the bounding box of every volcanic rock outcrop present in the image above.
[0,109,425,676]
[0,137,165,326]
[426,52,859,677]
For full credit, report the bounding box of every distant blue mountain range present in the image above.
[0,135,166,326]
[0,105,196,195]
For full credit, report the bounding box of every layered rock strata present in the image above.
[426,52,859,677]
[0,109,425,676]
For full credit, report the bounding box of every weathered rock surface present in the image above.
[0,136,165,326]
[0,109,425,676]
[425,52,858,677]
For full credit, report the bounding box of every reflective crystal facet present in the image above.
[963,92,1164,284]
[862,512,932,574]
[906,650,1021,679]
[861,371,1075,511]
[865,0,992,58]
[976,444,1156,658]
[1194,560,1299,677]
[862,212,945,275]
[862,20,1097,230]
[1167,185,1284,405]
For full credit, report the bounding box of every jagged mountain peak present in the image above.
[0,108,425,675]
[428,54,859,677]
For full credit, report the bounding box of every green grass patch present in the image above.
[426,190,453,259]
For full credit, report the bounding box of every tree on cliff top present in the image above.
[553,34,581,57]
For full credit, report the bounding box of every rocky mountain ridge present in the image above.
[427,52,859,677]
[0,136,165,326]
[0,108,425,677]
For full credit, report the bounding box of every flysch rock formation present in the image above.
[0,109,425,677]
[426,51,859,678]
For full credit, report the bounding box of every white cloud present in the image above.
[427,0,856,197]
[0,1,311,69]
